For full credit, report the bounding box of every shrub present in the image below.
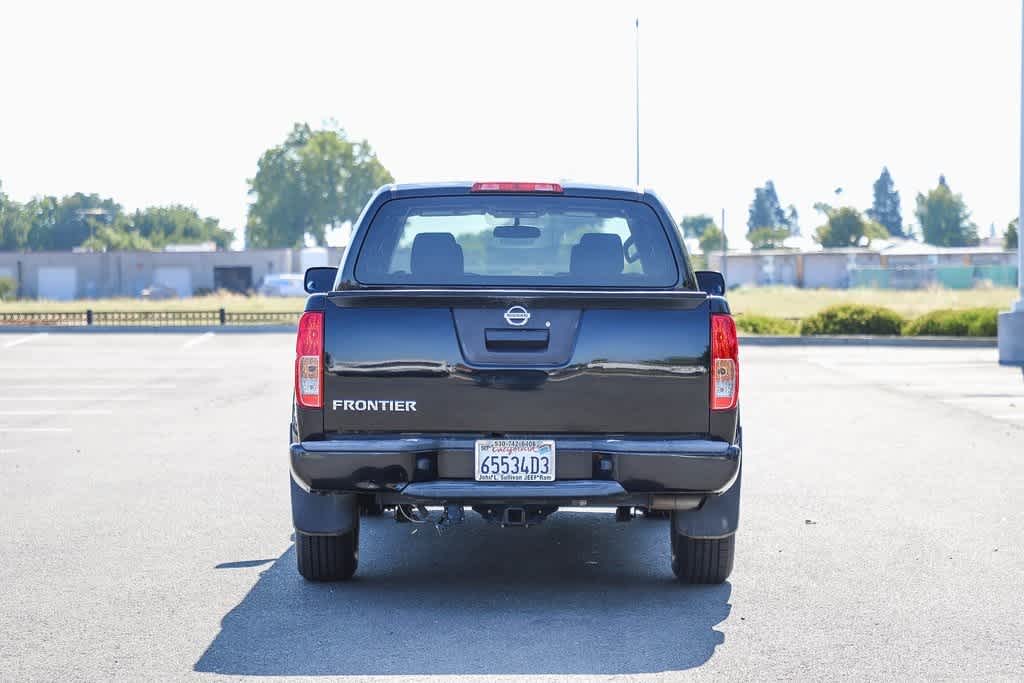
[0,277,15,301]
[903,308,999,337]
[735,314,799,336]
[799,304,904,336]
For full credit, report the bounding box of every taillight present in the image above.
[710,314,739,411]
[470,182,563,193]
[295,311,324,408]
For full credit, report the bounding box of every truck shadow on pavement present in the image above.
[195,511,731,676]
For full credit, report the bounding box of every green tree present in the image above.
[246,122,394,248]
[129,205,233,249]
[814,206,888,248]
[699,224,725,253]
[21,196,59,250]
[1,180,229,252]
[747,226,790,250]
[915,176,978,247]
[340,140,393,224]
[79,221,154,251]
[866,167,903,237]
[0,276,15,300]
[681,214,716,238]
[786,205,800,236]
[16,193,122,251]
[747,180,792,235]
[0,181,32,250]
[1006,218,1018,249]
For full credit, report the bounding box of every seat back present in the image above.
[411,233,464,280]
[569,233,624,279]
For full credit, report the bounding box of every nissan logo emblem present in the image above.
[504,305,531,326]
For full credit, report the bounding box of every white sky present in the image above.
[1,0,1021,246]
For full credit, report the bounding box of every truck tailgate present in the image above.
[322,291,711,435]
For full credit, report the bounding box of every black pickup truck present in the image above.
[290,182,741,584]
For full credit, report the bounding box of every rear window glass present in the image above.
[353,195,679,287]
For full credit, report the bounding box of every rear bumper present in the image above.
[290,435,740,501]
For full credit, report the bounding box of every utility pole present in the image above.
[721,208,728,285]
[635,17,640,188]
[999,0,1024,370]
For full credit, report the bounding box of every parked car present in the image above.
[289,181,742,584]
[258,273,306,297]
[138,283,178,300]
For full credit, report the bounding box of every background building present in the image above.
[0,248,346,300]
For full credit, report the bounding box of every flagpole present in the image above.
[998,0,1024,368]
[635,17,640,187]
[721,209,728,284]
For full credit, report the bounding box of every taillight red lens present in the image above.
[710,314,739,411]
[295,311,324,408]
[470,182,563,193]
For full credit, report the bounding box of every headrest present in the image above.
[570,233,623,279]
[411,232,464,280]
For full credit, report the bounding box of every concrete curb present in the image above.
[740,335,997,348]
[0,325,297,334]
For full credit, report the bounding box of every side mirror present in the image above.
[304,267,338,294]
[695,270,726,296]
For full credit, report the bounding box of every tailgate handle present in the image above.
[484,328,549,350]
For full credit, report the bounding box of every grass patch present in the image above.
[728,286,1017,319]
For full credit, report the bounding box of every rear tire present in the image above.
[670,530,734,584]
[296,525,359,582]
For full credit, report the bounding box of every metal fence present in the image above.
[850,265,1018,290]
[0,309,301,327]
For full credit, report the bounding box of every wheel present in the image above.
[359,496,385,516]
[670,530,734,584]
[296,525,359,581]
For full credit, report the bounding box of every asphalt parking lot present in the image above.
[0,331,1022,681]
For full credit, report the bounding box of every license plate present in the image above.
[474,439,555,482]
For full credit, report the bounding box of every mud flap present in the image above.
[672,463,741,539]
[290,476,358,535]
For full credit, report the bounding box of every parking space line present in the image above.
[0,384,177,391]
[942,397,1023,406]
[0,397,141,402]
[0,410,114,416]
[183,332,215,349]
[3,333,48,349]
[0,365,226,371]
